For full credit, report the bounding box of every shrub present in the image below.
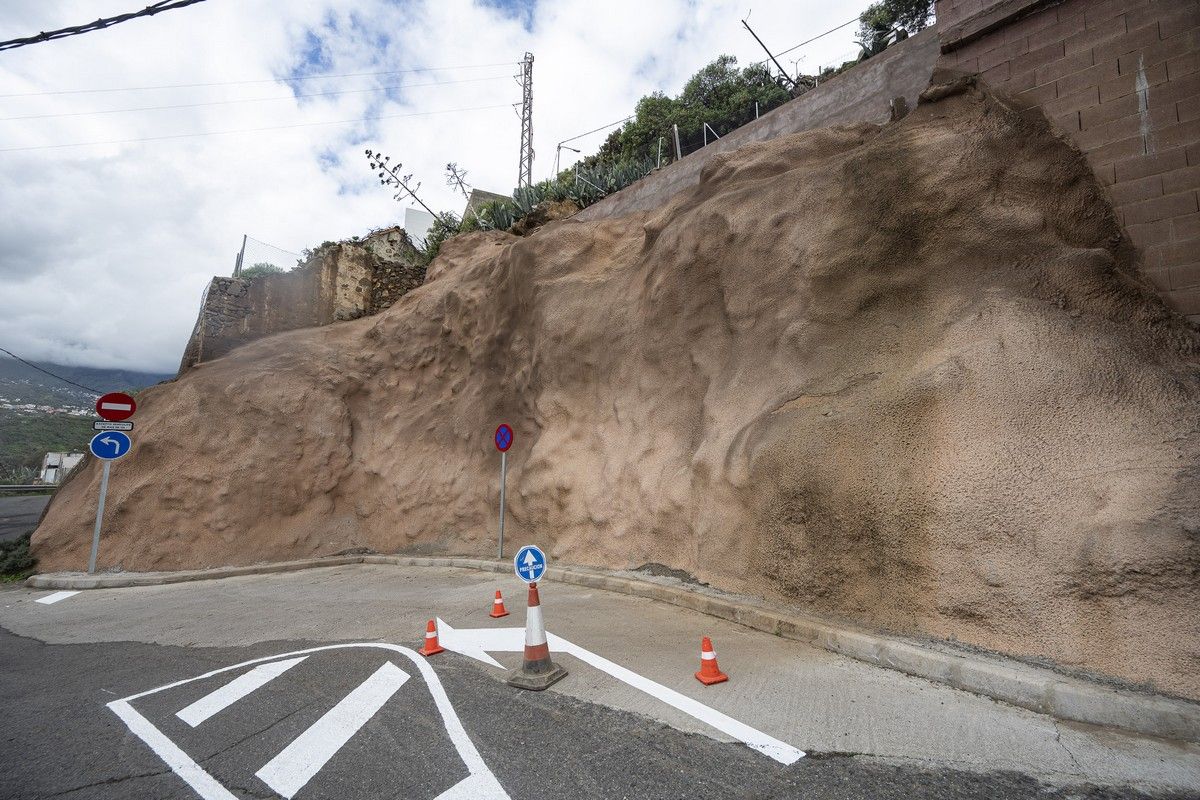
[239,262,285,281]
[0,532,36,580]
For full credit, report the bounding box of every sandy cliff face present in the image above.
[34,80,1200,699]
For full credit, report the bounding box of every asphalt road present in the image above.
[1,627,1194,800]
[0,495,49,543]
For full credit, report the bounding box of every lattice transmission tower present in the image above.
[517,52,534,190]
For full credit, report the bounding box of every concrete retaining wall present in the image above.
[576,28,943,222]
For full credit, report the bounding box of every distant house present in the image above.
[40,452,83,484]
[402,208,435,248]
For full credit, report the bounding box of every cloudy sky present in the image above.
[0,0,866,373]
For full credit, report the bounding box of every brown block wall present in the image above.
[938,0,1200,322]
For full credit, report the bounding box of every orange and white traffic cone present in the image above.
[694,636,728,685]
[489,589,510,618]
[506,582,567,691]
[418,619,445,656]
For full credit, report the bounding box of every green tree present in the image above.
[578,55,791,174]
[858,0,934,57]
[418,212,462,266]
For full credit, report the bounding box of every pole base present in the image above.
[506,661,567,691]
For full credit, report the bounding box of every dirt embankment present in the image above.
[35,78,1200,700]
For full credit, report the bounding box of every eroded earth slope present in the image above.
[35,79,1200,699]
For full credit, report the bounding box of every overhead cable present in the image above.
[754,17,860,65]
[558,114,635,146]
[0,0,208,52]
[0,74,513,121]
[0,102,514,153]
[0,346,102,394]
[0,61,522,98]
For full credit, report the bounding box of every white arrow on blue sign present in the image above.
[89,431,131,461]
[513,545,547,583]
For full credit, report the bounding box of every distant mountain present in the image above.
[0,358,173,477]
[0,358,173,409]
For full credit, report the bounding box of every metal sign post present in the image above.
[88,461,111,575]
[87,429,132,575]
[494,424,514,559]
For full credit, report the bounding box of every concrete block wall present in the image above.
[938,0,1200,321]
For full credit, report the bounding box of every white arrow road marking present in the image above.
[35,590,80,605]
[256,662,410,799]
[108,643,510,800]
[436,618,805,766]
[177,657,307,727]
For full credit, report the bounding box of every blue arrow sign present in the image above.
[89,431,131,461]
[513,545,546,583]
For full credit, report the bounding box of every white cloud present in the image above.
[0,0,867,372]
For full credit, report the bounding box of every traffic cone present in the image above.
[506,582,567,691]
[694,636,728,685]
[418,619,445,656]
[490,589,510,618]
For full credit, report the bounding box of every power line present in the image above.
[754,17,860,65]
[0,74,514,122]
[0,347,102,394]
[0,0,207,53]
[559,114,635,146]
[0,102,514,153]
[0,61,522,99]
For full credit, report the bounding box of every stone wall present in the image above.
[936,0,1200,321]
[363,226,426,313]
[179,227,425,373]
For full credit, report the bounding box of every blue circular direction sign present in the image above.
[495,423,513,453]
[513,545,547,583]
[89,431,131,461]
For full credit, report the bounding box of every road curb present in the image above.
[26,554,1200,743]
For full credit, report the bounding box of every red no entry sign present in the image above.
[96,392,136,422]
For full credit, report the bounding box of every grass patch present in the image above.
[0,532,36,581]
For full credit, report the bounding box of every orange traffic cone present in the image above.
[418,619,445,656]
[490,589,510,618]
[694,636,728,685]
[506,582,567,691]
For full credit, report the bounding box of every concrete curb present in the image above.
[26,554,1200,744]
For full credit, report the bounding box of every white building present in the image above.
[40,452,83,484]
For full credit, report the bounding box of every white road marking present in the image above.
[108,643,510,800]
[550,634,804,765]
[35,590,80,605]
[255,662,410,799]
[176,656,307,727]
[109,700,238,800]
[437,619,805,765]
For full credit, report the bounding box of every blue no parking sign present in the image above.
[514,545,547,583]
[89,431,131,460]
